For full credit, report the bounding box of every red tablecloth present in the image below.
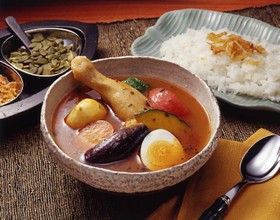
[0,0,279,28]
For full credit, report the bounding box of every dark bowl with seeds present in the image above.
[1,27,82,79]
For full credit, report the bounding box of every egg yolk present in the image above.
[144,138,186,171]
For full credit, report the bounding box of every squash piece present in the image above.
[134,109,190,141]
[65,98,107,129]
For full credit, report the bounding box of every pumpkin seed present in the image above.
[39,48,47,56]
[51,59,58,67]
[29,42,38,48]
[29,66,38,74]
[33,43,42,51]
[32,33,44,42]
[55,39,63,44]
[37,66,43,75]
[14,63,24,69]
[18,55,29,62]
[8,32,77,76]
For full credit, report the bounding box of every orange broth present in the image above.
[52,75,211,172]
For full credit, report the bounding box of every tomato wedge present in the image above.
[148,88,189,117]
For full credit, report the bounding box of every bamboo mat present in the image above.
[0,5,280,220]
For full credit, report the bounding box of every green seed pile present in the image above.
[8,33,77,75]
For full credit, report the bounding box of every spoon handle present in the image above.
[199,181,247,220]
[5,16,31,53]
[199,196,230,220]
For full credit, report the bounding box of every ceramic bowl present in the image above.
[40,56,221,194]
[0,61,23,106]
[1,27,82,79]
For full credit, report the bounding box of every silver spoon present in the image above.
[199,134,280,220]
[5,16,31,54]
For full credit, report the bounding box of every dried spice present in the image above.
[0,74,19,105]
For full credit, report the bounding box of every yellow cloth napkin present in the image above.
[147,128,280,220]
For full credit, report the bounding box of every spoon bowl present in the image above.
[241,135,280,182]
[200,134,280,219]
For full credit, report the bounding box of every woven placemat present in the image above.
[0,5,279,219]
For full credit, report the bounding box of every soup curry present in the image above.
[52,74,211,172]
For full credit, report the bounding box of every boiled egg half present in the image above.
[140,129,186,171]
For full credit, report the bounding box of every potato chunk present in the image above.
[65,98,107,129]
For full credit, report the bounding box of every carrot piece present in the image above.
[77,120,114,151]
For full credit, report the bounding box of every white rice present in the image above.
[160,27,280,102]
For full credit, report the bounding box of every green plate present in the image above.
[131,9,280,113]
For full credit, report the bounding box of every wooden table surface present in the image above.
[0,3,280,220]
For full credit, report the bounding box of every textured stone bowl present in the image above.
[40,56,221,194]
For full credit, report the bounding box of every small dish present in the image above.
[1,27,82,78]
[0,61,23,106]
[131,9,280,113]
